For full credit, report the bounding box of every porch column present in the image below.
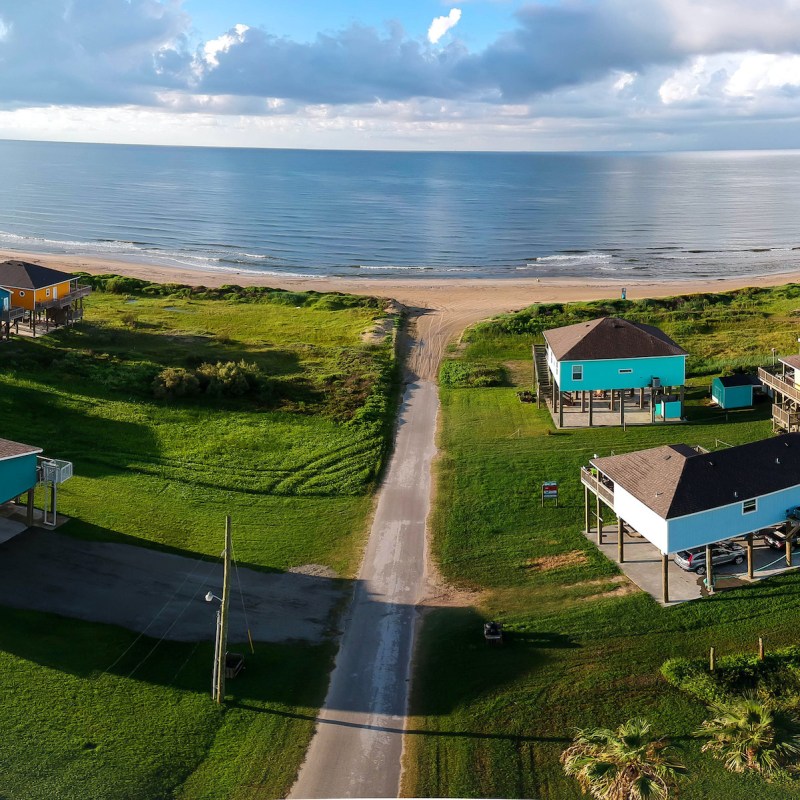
[617,517,624,563]
[786,535,794,568]
[639,387,645,409]
[706,544,714,593]
[596,495,602,544]
[584,486,590,534]
[581,391,586,412]
[26,490,34,527]
[747,532,754,579]
[588,392,594,427]
[662,553,669,604]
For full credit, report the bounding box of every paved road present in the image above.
[289,374,439,798]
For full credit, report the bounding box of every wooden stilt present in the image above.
[596,495,602,544]
[747,532,754,579]
[558,393,564,428]
[786,535,793,568]
[639,387,645,409]
[679,385,686,418]
[588,392,594,427]
[581,390,586,412]
[620,393,625,426]
[662,553,669,604]
[706,544,714,593]
[26,490,34,527]
[584,486,590,534]
[617,517,624,563]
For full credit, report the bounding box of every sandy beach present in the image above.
[5,246,800,378]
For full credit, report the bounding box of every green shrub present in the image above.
[439,360,505,389]
[152,367,200,399]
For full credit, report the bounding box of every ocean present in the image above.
[0,139,799,281]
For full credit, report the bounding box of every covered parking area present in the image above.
[580,435,800,604]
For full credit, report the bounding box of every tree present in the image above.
[561,717,684,799]
[696,694,800,777]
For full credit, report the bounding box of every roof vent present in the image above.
[777,457,781,465]
[734,491,739,498]
[708,460,715,467]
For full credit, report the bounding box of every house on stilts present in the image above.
[533,317,687,428]
[581,433,800,603]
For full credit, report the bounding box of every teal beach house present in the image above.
[533,317,687,428]
[711,374,761,410]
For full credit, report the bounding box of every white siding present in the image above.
[546,346,561,385]
[613,485,670,554]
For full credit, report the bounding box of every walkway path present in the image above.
[290,293,533,798]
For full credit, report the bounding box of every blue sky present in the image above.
[0,1,800,151]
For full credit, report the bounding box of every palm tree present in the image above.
[561,717,684,799]
[696,693,800,777]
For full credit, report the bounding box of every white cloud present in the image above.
[0,16,10,42]
[203,23,249,68]
[427,8,461,45]
[725,53,800,97]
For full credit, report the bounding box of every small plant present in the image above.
[152,367,200,399]
[561,717,684,799]
[695,693,800,778]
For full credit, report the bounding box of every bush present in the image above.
[439,360,505,389]
[152,367,200,399]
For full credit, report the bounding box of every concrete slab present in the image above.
[0,517,27,545]
[584,526,800,606]
[545,392,684,429]
[0,528,345,643]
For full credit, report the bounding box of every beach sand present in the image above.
[4,247,800,378]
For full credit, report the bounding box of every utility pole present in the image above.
[214,516,232,704]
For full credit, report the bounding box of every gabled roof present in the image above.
[592,433,800,520]
[779,355,800,371]
[543,317,686,361]
[0,438,42,462]
[715,373,761,388]
[0,260,74,290]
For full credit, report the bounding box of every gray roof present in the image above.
[716,374,761,388]
[0,438,42,462]
[0,260,74,290]
[592,433,800,519]
[779,355,800,371]
[543,317,686,361]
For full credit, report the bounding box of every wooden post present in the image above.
[747,532,754,579]
[558,393,564,428]
[596,495,602,544]
[588,392,594,427]
[214,517,232,705]
[584,485,590,534]
[617,517,624,563]
[551,380,556,409]
[679,385,686,418]
[786,535,794,568]
[639,387,644,409]
[619,393,625,426]
[581,391,586,412]
[709,646,716,672]
[706,544,714,593]
[758,637,765,660]
[26,489,34,527]
[610,389,615,412]
[662,553,669,604]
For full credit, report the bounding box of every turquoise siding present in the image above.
[0,453,38,504]
[658,399,682,420]
[556,355,686,392]
[668,485,800,552]
[712,379,753,409]
[0,287,10,311]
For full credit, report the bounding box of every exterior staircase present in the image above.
[533,344,550,407]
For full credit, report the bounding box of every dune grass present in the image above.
[405,284,800,799]
[0,282,398,799]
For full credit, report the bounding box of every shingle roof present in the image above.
[0,438,42,462]
[716,374,761,388]
[592,433,800,519]
[544,317,686,361]
[0,260,74,290]
[779,355,800,371]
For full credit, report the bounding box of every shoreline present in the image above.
[3,247,800,312]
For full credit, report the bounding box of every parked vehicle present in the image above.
[674,542,746,575]
[761,526,800,551]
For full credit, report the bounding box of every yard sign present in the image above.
[541,481,559,507]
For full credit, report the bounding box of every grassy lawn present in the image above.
[405,285,800,799]
[0,278,398,799]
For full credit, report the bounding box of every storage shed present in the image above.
[711,374,761,410]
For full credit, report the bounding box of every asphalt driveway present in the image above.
[0,527,344,643]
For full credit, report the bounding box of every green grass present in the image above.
[0,282,398,799]
[405,284,800,799]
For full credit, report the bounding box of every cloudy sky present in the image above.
[1,0,800,151]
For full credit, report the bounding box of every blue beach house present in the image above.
[534,317,687,427]
[581,433,800,602]
[0,286,22,340]
[711,374,761,410]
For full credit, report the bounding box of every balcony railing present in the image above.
[1,306,25,323]
[772,404,800,432]
[580,466,615,506]
[759,367,800,405]
[36,285,91,310]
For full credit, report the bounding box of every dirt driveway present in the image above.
[0,528,344,643]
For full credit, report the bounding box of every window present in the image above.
[572,365,583,381]
[18,291,24,297]
[743,499,757,514]
[619,368,633,374]
[46,288,51,296]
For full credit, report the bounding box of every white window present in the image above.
[18,291,25,297]
[743,499,757,514]
[46,288,51,296]
[572,365,583,381]
[619,368,633,374]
